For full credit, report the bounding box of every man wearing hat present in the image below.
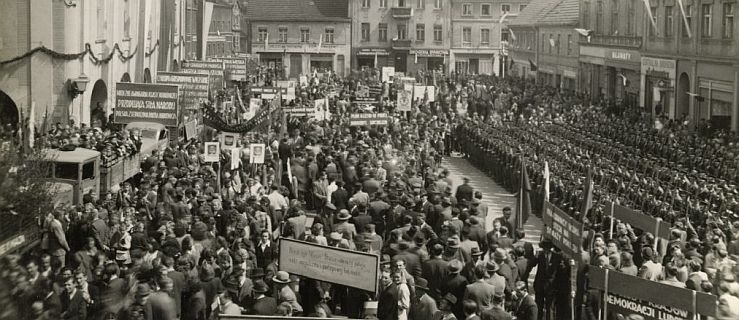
[119,283,152,319]
[432,293,458,320]
[411,278,438,320]
[442,260,468,320]
[511,281,537,320]
[273,271,303,314]
[492,248,517,290]
[334,209,357,241]
[480,293,512,320]
[215,278,243,315]
[464,264,496,313]
[455,177,474,203]
[249,280,277,315]
[533,238,560,320]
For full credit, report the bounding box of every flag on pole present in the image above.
[677,0,692,38]
[528,59,538,71]
[318,33,323,51]
[581,167,594,222]
[514,156,532,233]
[499,12,510,24]
[264,33,269,48]
[642,0,659,35]
[374,53,378,67]
[543,161,550,202]
[509,28,517,41]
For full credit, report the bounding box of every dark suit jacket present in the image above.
[61,290,87,320]
[513,294,537,320]
[481,306,513,320]
[351,214,373,234]
[533,251,561,298]
[251,296,278,315]
[442,274,468,319]
[255,242,277,268]
[465,280,497,312]
[377,284,399,320]
[331,188,350,210]
[455,184,474,202]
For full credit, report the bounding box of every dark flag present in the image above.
[580,166,594,222]
[514,156,532,234]
[528,59,538,71]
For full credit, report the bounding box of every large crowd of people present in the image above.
[1,68,738,320]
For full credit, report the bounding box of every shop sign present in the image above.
[410,49,448,57]
[357,48,390,56]
[641,57,676,79]
[258,43,337,53]
[607,49,641,64]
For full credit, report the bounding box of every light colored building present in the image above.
[246,0,351,77]
[0,0,164,128]
[450,0,530,75]
[350,0,452,74]
[204,0,242,58]
[640,0,739,131]
[507,0,579,91]
[579,0,644,107]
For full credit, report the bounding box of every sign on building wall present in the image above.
[114,83,180,127]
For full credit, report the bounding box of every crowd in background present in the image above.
[0,68,738,320]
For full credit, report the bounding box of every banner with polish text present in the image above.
[114,83,180,127]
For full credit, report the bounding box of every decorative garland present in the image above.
[145,40,160,57]
[0,39,161,66]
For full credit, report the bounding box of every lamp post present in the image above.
[68,73,90,125]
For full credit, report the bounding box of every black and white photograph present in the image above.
[0,0,738,319]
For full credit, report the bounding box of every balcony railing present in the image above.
[581,35,642,48]
[392,39,412,49]
[391,7,413,18]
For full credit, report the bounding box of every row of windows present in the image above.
[460,27,492,46]
[461,3,526,16]
[360,23,443,42]
[361,0,442,9]
[541,33,574,56]
[649,3,734,39]
[256,28,336,44]
[583,0,637,36]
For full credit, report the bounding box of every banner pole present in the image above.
[653,217,661,252]
[691,290,697,320]
[608,202,615,239]
[601,268,609,320]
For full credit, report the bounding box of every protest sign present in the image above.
[204,142,220,162]
[220,132,238,151]
[156,72,209,110]
[349,113,390,126]
[249,87,287,99]
[246,98,261,120]
[230,147,241,170]
[184,120,198,140]
[283,106,314,116]
[249,144,265,164]
[425,85,436,102]
[279,238,379,292]
[209,57,247,81]
[413,85,426,101]
[604,202,672,239]
[181,60,224,93]
[299,75,308,86]
[605,293,692,320]
[397,90,412,112]
[542,201,582,259]
[114,83,179,127]
[314,98,328,121]
[381,66,395,83]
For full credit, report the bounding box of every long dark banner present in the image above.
[202,105,274,133]
[542,201,582,259]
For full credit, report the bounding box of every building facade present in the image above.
[535,0,580,91]
[579,0,644,106]
[204,1,242,57]
[450,0,530,75]
[247,0,351,77]
[350,0,452,74]
[641,0,739,131]
[0,0,163,128]
[507,0,578,90]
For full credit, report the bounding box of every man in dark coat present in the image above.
[331,181,350,211]
[250,280,277,315]
[512,281,537,320]
[377,271,399,320]
[60,277,87,320]
[480,293,512,320]
[441,260,468,320]
[533,238,560,320]
[455,177,474,204]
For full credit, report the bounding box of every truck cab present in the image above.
[124,122,170,156]
[39,148,101,205]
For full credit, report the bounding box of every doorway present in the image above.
[0,90,19,133]
[89,80,108,128]
[677,72,690,119]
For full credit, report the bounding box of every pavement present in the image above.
[441,156,544,290]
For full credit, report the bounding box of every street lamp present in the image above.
[68,73,90,99]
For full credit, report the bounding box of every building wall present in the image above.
[0,0,162,127]
[250,21,352,76]
[640,0,739,130]
[206,3,235,57]
[537,25,580,90]
[508,26,537,79]
[350,0,453,73]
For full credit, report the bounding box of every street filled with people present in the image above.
[1,68,738,320]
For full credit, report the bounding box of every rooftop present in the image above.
[539,0,579,26]
[245,0,350,22]
[508,0,578,27]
